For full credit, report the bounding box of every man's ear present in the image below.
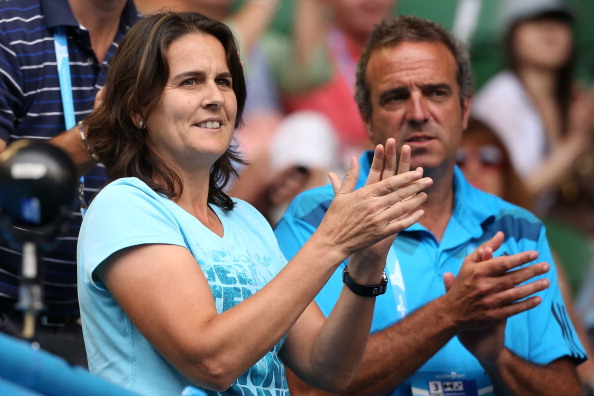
[461,96,472,130]
[363,113,374,141]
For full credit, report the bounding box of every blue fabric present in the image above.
[0,0,138,316]
[274,151,586,396]
[78,178,290,396]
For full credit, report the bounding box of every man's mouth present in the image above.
[406,136,433,143]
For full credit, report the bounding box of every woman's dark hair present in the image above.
[503,12,575,133]
[355,15,474,121]
[86,12,247,211]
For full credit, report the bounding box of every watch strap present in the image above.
[342,266,388,297]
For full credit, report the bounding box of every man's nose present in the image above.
[405,94,430,125]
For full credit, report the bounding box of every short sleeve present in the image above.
[78,180,187,290]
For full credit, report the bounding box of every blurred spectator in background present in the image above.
[237,0,398,223]
[0,0,138,367]
[456,118,535,211]
[459,117,594,392]
[471,0,594,215]
[281,0,397,165]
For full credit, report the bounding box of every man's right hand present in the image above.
[441,231,550,361]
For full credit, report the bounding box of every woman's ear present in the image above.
[130,112,145,129]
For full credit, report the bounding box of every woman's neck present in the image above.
[517,65,558,98]
[175,180,224,237]
[517,66,563,139]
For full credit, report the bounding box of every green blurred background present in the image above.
[232,0,594,89]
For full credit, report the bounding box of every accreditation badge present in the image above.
[411,370,493,396]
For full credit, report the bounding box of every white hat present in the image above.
[499,0,574,33]
[269,110,341,172]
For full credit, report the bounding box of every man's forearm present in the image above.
[49,124,98,176]
[288,297,458,396]
[483,349,581,396]
[340,297,457,396]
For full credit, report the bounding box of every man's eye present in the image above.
[430,90,448,98]
[382,94,406,105]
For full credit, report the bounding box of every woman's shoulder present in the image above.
[228,197,269,223]
[98,177,160,198]
[89,177,169,214]
[474,70,524,103]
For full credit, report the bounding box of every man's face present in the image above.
[363,41,470,171]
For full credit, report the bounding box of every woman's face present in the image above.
[145,32,237,170]
[513,17,573,71]
[456,139,505,197]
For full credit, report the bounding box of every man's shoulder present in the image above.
[0,0,44,25]
[470,187,545,243]
[0,0,51,52]
[279,183,335,228]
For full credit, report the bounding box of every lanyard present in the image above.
[53,26,76,129]
[53,26,87,215]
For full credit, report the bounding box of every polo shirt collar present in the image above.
[41,0,78,30]
[451,165,496,237]
[358,151,495,237]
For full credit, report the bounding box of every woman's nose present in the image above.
[202,81,225,109]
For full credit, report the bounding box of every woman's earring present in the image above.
[138,120,145,129]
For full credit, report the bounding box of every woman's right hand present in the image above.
[316,139,432,266]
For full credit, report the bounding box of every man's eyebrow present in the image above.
[421,83,452,92]
[379,87,409,102]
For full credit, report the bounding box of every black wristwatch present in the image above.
[342,266,388,297]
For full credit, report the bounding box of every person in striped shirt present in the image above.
[0,0,138,366]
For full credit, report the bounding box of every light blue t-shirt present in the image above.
[275,151,586,396]
[78,177,289,396]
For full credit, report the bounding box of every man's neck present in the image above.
[417,165,456,242]
[68,0,127,62]
[134,0,228,20]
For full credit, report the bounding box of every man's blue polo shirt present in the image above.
[0,0,138,316]
[274,150,586,396]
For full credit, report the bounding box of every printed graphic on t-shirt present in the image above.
[199,252,289,395]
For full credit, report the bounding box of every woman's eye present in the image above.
[216,78,232,87]
[182,78,197,86]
